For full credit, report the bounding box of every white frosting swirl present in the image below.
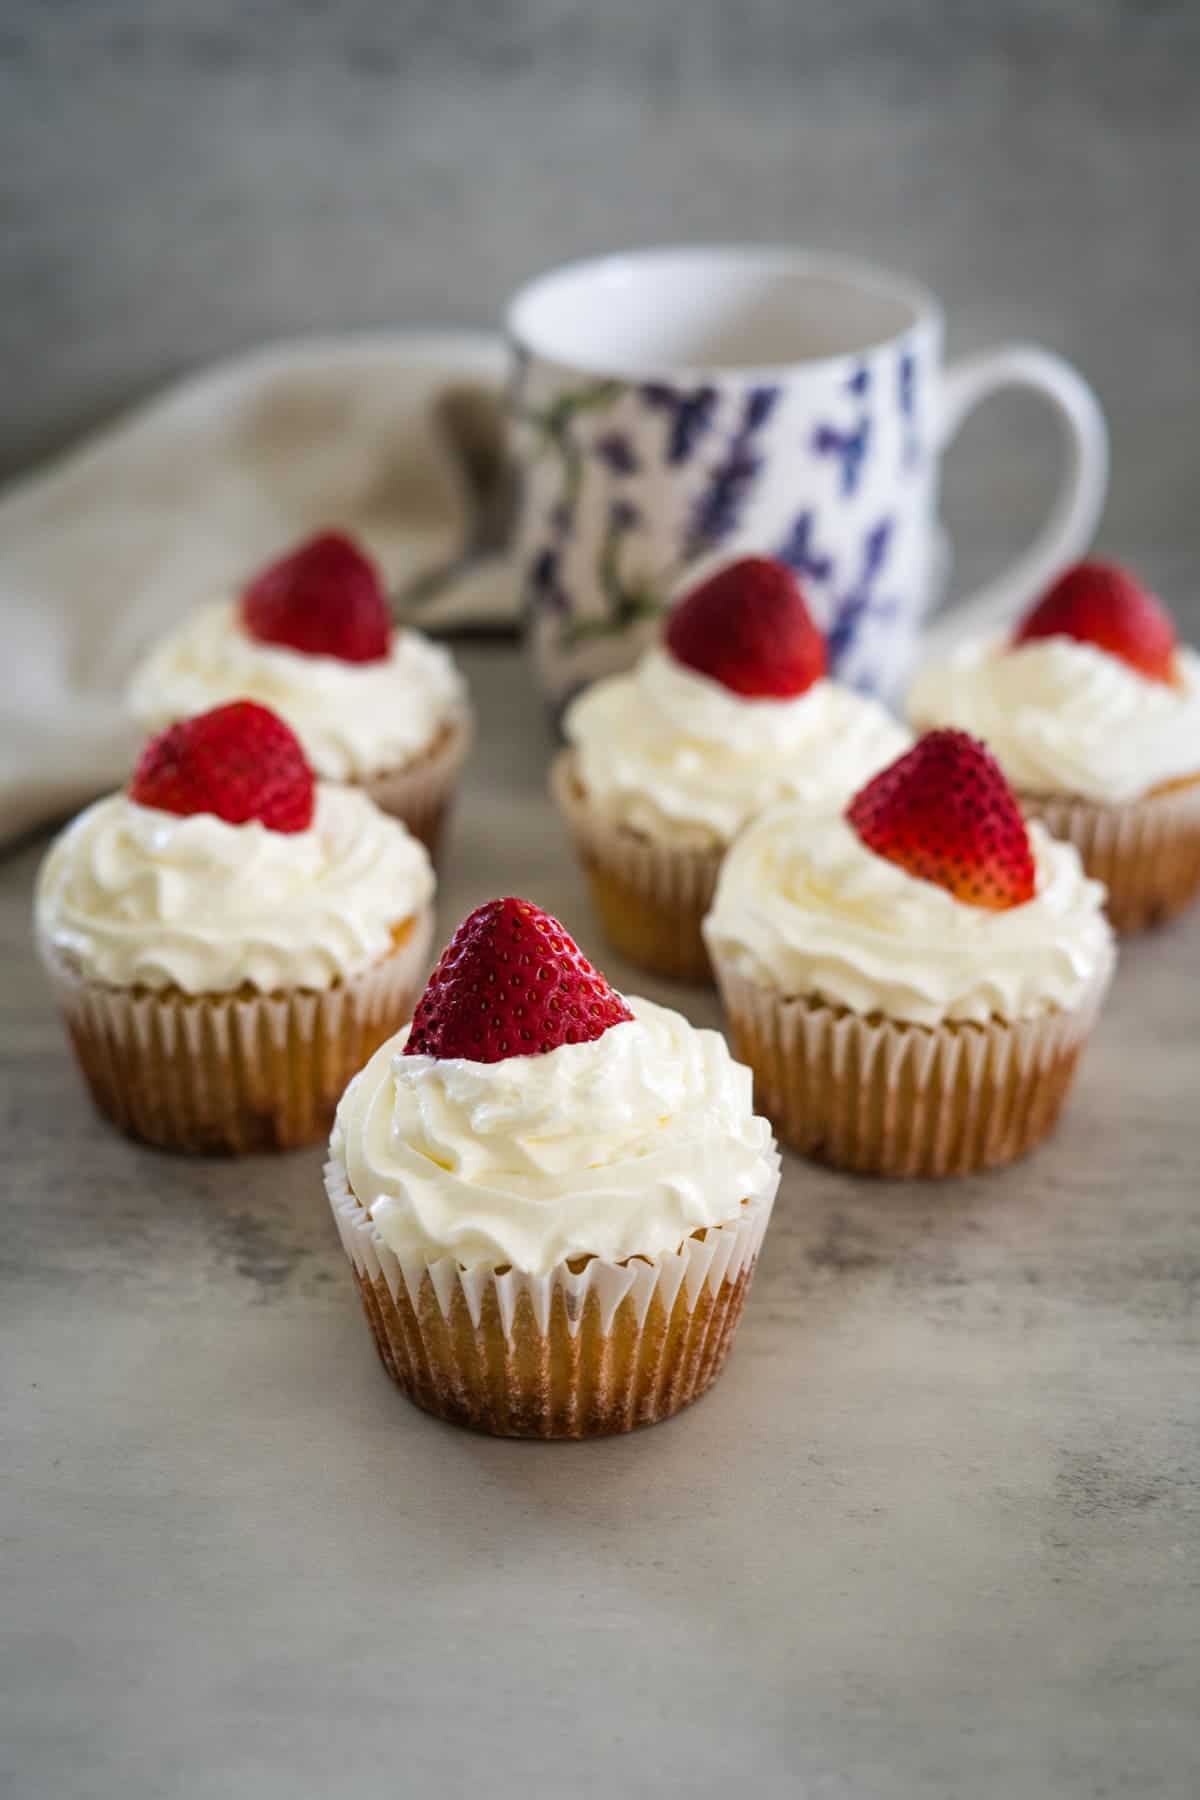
[703,806,1114,1027]
[908,636,1200,805]
[564,648,910,847]
[332,996,779,1275]
[128,599,468,782]
[35,785,434,994]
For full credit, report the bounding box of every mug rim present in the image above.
[506,243,941,379]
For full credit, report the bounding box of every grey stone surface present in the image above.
[4,642,1200,1799]
[2,0,1199,590]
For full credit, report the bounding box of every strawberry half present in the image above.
[241,530,392,663]
[846,730,1035,911]
[1013,559,1176,684]
[405,897,633,1063]
[129,700,315,833]
[665,556,827,698]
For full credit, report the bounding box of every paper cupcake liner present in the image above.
[325,1150,779,1438]
[551,752,722,983]
[40,909,434,1155]
[712,958,1113,1179]
[1021,779,1200,934]
[361,710,473,859]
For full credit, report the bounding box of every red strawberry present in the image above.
[665,556,827,698]
[846,730,1035,911]
[241,530,391,663]
[129,701,315,833]
[1013,559,1176,684]
[405,897,633,1063]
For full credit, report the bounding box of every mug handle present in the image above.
[922,344,1109,660]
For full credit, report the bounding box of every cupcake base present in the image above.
[326,1155,777,1438]
[551,752,721,983]
[363,711,473,859]
[713,960,1112,1178]
[1021,775,1200,934]
[41,911,433,1155]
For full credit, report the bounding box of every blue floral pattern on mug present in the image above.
[640,382,719,464]
[686,386,780,556]
[811,416,871,498]
[826,518,899,686]
[898,348,921,471]
[512,320,937,705]
[594,430,639,476]
[774,510,834,585]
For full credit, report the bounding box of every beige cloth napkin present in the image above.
[0,330,511,847]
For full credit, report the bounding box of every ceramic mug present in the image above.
[506,245,1108,708]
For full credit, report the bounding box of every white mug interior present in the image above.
[507,245,937,374]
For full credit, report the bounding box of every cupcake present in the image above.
[36,701,435,1154]
[129,531,472,855]
[553,556,908,982]
[704,730,1115,1178]
[326,896,779,1437]
[909,560,1200,932]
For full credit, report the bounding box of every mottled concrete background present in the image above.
[2,0,1197,577]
